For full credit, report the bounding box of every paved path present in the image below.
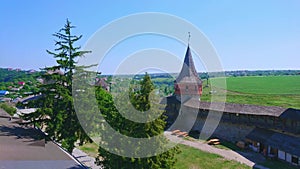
[72,147,101,169]
[165,132,269,169]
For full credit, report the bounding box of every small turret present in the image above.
[174,43,202,102]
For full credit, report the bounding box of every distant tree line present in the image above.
[205,70,300,78]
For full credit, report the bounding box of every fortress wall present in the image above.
[191,115,255,142]
[213,122,255,142]
[166,103,270,142]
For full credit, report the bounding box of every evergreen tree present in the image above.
[95,73,179,169]
[22,19,90,153]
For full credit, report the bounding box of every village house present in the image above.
[95,77,110,91]
[0,90,9,96]
[18,81,26,86]
[164,44,300,166]
[27,69,36,74]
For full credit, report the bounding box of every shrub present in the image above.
[0,103,16,116]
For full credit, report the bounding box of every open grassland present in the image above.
[211,76,300,94]
[201,75,300,109]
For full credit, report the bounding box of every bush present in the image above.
[0,103,16,116]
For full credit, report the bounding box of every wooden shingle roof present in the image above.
[184,98,287,117]
[163,95,300,120]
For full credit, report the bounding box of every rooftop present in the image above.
[246,127,300,157]
[163,96,300,120]
[0,109,85,169]
[175,46,202,84]
[184,97,287,117]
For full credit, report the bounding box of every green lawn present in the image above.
[174,145,250,169]
[78,142,99,158]
[212,140,242,151]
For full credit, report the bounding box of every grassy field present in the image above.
[201,75,300,109]
[211,76,300,95]
[78,143,250,169]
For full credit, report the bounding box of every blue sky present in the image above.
[1,1,300,74]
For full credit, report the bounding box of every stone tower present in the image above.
[174,45,202,103]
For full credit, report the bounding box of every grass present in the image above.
[77,142,98,158]
[211,76,300,95]
[0,103,16,116]
[200,75,300,109]
[174,144,250,169]
[78,142,250,169]
[213,140,242,151]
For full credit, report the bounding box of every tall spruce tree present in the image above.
[95,73,179,169]
[22,19,90,153]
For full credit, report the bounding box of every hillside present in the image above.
[0,68,42,99]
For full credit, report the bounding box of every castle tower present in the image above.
[174,45,202,102]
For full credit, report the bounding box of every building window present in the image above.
[185,86,188,92]
[292,156,299,164]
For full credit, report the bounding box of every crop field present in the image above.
[210,75,300,95]
[200,75,300,109]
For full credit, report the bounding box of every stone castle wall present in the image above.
[191,115,255,142]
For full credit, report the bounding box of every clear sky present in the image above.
[1,1,300,74]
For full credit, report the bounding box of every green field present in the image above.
[200,75,300,109]
[211,76,300,95]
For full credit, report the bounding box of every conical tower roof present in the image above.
[175,45,202,84]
